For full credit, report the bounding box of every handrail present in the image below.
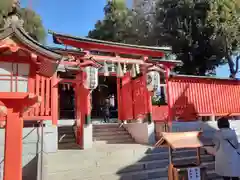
[0,123,46,168]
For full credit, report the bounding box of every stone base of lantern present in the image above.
[83,124,93,149]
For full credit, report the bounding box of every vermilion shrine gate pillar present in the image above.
[59,60,99,149]
[74,72,92,147]
[0,94,41,180]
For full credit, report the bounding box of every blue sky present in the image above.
[20,0,230,77]
[21,0,107,45]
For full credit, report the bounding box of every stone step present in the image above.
[58,134,75,143]
[147,147,206,155]
[148,171,221,180]
[118,167,168,180]
[207,170,221,180]
[93,130,129,137]
[58,133,75,139]
[118,165,218,180]
[93,138,135,144]
[148,178,168,180]
[93,127,126,133]
[57,142,81,150]
[117,155,215,174]
[47,144,216,180]
[47,162,217,180]
[140,150,210,162]
[93,134,132,141]
[93,123,120,129]
[58,126,74,131]
[58,131,75,136]
[49,147,213,172]
[48,147,213,174]
[148,177,222,180]
[58,128,74,133]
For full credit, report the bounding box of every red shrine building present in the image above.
[1,13,240,180]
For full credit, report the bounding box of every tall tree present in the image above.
[154,0,221,75]
[88,0,135,43]
[207,0,240,78]
[131,0,157,45]
[19,8,46,43]
[154,0,240,76]
[0,0,46,43]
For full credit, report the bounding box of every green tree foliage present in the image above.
[88,0,156,45]
[88,0,136,43]
[207,0,240,78]
[154,0,218,75]
[154,0,240,76]
[89,0,240,77]
[20,8,46,43]
[0,0,46,43]
[0,1,13,27]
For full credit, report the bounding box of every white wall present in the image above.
[83,124,93,149]
[123,123,155,145]
[0,124,57,180]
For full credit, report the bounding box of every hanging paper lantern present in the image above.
[67,84,70,91]
[130,64,136,77]
[123,63,127,73]
[103,61,109,76]
[117,62,124,77]
[111,62,115,72]
[83,66,99,90]
[110,94,115,107]
[146,71,160,92]
[136,64,140,74]
[62,84,66,91]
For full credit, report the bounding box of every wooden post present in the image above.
[74,82,83,147]
[131,78,135,120]
[4,109,23,180]
[146,90,153,123]
[117,77,122,122]
[51,73,58,125]
[84,88,91,125]
[165,67,172,131]
[75,72,92,148]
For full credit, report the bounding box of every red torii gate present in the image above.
[51,31,181,146]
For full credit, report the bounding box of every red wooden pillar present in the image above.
[84,88,91,125]
[51,73,58,125]
[75,72,91,148]
[4,109,23,180]
[146,90,153,123]
[165,67,173,131]
[74,82,83,147]
[143,73,153,123]
[117,77,122,121]
[131,78,135,120]
[79,83,89,125]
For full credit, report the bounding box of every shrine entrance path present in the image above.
[46,143,156,180]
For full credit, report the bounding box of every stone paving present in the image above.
[46,143,153,180]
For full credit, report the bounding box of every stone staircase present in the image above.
[93,123,135,144]
[46,142,220,180]
[58,125,79,149]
